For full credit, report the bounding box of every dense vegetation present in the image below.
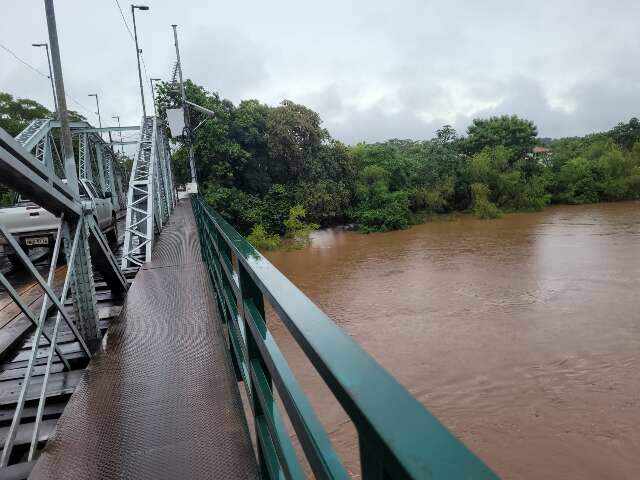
[156,82,640,246]
[2,87,639,243]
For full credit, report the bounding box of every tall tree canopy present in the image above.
[0,93,51,136]
[139,82,640,238]
[465,115,537,162]
[0,92,86,137]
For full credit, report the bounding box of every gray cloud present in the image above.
[2,0,639,144]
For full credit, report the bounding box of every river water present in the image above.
[265,201,640,479]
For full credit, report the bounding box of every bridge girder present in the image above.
[13,118,130,205]
[121,116,175,270]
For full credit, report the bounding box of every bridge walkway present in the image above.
[29,199,258,479]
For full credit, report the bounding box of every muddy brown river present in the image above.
[265,201,640,479]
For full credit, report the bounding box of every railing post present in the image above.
[239,264,272,479]
[359,435,390,480]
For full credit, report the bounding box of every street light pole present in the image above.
[88,93,112,145]
[88,93,102,128]
[112,115,124,154]
[32,43,57,117]
[131,5,149,119]
[150,77,161,116]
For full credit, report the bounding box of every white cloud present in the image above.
[1,0,639,143]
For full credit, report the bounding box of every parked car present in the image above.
[0,179,118,268]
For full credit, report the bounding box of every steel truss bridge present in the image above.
[0,22,496,480]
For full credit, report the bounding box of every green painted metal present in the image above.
[192,195,499,480]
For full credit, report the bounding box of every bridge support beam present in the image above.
[78,133,90,180]
[95,143,108,195]
[63,217,100,349]
[106,149,120,210]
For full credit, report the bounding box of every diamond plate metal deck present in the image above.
[30,200,258,479]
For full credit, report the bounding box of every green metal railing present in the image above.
[192,195,498,480]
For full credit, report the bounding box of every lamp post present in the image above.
[87,93,102,129]
[131,4,149,118]
[32,43,57,116]
[112,116,124,154]
[150,77,161,116]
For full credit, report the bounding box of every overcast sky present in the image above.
[2,1,639,144]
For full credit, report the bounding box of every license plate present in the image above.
[25,237,49,246]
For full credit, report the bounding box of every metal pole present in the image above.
[44,44,58,116]
[131,5,147,118]
[171,24,197,186]
[90,94,114,146]
[93,95,102,128]
[113,115,124,154]
[44,0,78,197]
[33,43,58,117]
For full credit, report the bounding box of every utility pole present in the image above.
[88,93,102,128]
[131,5,149,119]
[88,93,113,146]
[32,43,58,116]
[44,0,100,348]
[112,115,124,154]
[171,24,197,188]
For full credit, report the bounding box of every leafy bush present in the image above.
[284,205,319,248]
[203,184,265,234]
[471,183,501,219]
[246,224,281,251]
[354,191,413,232]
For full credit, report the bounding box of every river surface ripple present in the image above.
[265,201,640,479]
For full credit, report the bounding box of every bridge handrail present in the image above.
[192,194,497,480]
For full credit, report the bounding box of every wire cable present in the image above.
[0,41,93,118]
[0,42,50,79]
[113,0,154,109]
[66,95,94,117]
[113,0,135,42]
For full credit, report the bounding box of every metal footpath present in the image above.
[29,200,258,479]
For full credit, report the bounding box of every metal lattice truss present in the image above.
[0,215,92,465]
[0,125,129,464]
[170,61,180,89]
[121,116,175,269]
[14,119,132,209]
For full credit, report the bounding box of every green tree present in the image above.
[0,92,51,136]
[608,117,640,151]
[266,100,328,183]
[465,115,537,163]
